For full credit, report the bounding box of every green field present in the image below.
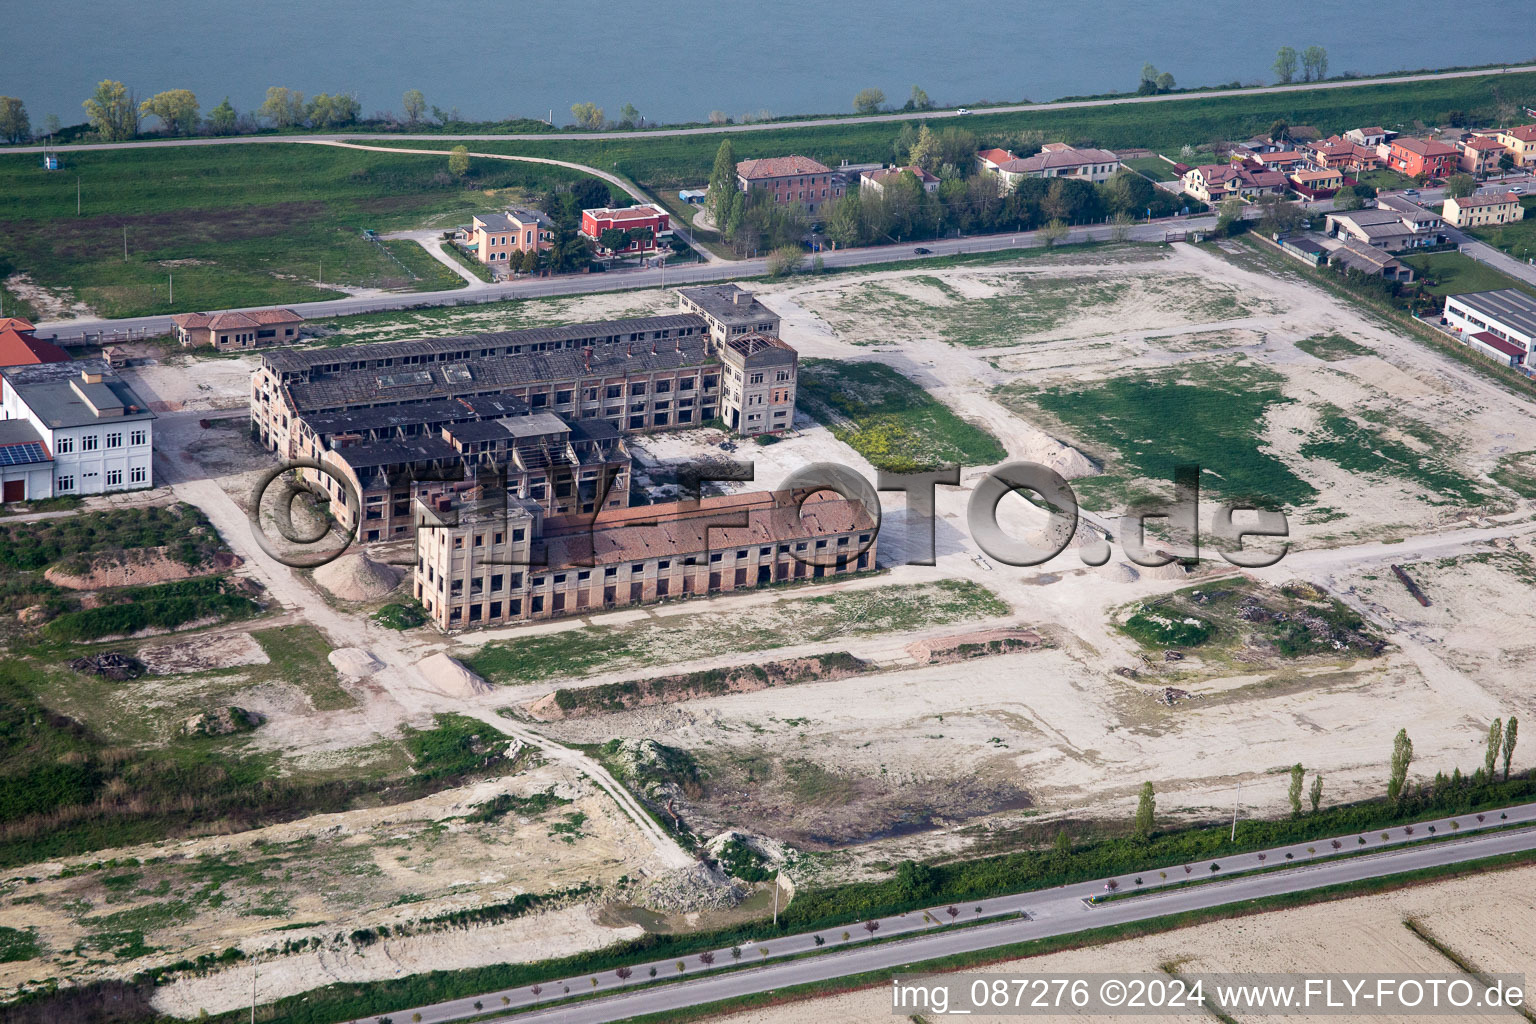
[997,360,1316,511]
[797,359,1007,472]
[1295,333,1374,361]
[1400,250,1536,298]
[0,145,603,317]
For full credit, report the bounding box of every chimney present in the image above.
[732,289,751,306]
[80,368,104,384]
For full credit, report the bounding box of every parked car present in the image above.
[955,108,971,115]
[913,247,932,255]
[1402,188,1420,196]
[1511,186,1527,194]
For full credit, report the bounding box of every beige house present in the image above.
[1458,136,1507,175]
[1442,192,1526,229]
[1496,125,1536,168]
[171,309,303,350]
[859,165,940,194]
[464,208,552,266]
[977,143,1121,192]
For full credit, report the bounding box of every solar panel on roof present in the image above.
[0,442,47,466]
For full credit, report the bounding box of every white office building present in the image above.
[0,360,155,498]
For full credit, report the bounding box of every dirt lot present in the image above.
[711,863,1536,1023]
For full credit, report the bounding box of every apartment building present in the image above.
[735,156,844,213]
[1385,137,1458,179]
[1180,163,1287,202]
[1441,192,1525,229]
[1495,125,1536,168]
[0,360,154,498]
[1458,135,1507,175]
[413,487,879,630]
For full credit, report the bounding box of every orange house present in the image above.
[1386,137,1458,179]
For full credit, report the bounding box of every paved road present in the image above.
[347,803,1536,1024]
[33,215,1214,343]
[7,64,1535,153]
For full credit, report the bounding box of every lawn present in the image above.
[1467,197,1536,263]
[1400,250,1536,298]
[0,144,604,318]
[796,359,1007,472]
[1122,156,1178,180]
[1353,168,1417,191]
[1295,333,1374,361]
[462,579,1008,684]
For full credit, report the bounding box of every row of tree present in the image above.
[1273,46,1330,85]
[568,102,647,130]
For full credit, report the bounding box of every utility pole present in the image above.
[168,272,173,305]
[77,176,81,215]
[1230,782,1242,842]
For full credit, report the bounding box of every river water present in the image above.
[5,0,1532,128]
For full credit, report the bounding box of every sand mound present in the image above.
[45,546,237,589]
[1017,435,1099,479]
[418,652,493,697]
[313,552,402,602]
[329,647,384,677]
[1096,561,1141,582]
[1139,559,1191,581]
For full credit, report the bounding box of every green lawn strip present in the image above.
[436,238,497,282]
[373,72,1536,191]
[463,580,1006,685]
[250,624,355,711]
[1298,403,1485,505]
[997,358,1315,511]
[797,359,1006,472]
[1400,250,1536,300]
[596,851,1536,1024]
[1465,197,1536,262]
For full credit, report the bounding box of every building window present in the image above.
[105,432,122,449]
[130,466,146,484]
[82,435,99,452]
[105,469,122,487]
[56,475,74,491]
[56,436,74,454]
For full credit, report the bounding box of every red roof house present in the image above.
[0,320,69,369]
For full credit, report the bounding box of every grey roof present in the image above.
[0,418,48,463]
[500,411,570,438]
[1,360,154,429]
[1448,290,1536,338]
[261,314,707,375]
[329,436,460,470]
[301,395,529,438]
[1332,238,1402,271]
[284,333,716,413]
[677,284,779,325]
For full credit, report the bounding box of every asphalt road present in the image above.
[346,803,1536,1024]
[6,64,1535,152]
[33,216,1213,343]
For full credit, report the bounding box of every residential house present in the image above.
[1496,125,1536,168]
[1323,198,1443,251]
[1442,192,1525,229]
[1457,135,1507,176]
[1385,137,1458,179]
[0,360,153,498]
[1289,168,1343,198]
[1344,127,1389,148]
[859,165,940,194]
[1307,136,1382,173]
[1443,289,1536,367]
[1253,151,1308,174]
[412,486,878,630]
[171,309,304,351]
[1180,163,1288,202]
[1329,238,1415,282]
[580,203,671,256]
[977,143,1121,192]
[463,209,553,266]
[735,156,843,213]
